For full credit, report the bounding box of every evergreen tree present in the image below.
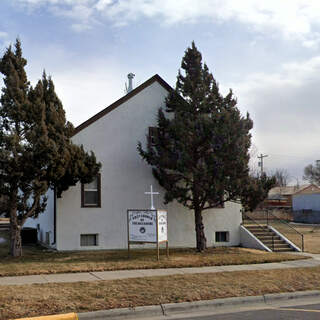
[0,39,100,257]
[138,42,253,251]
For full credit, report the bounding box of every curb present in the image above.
[78,290,320,319]
[16,313,78,320]
[79,305,163,320]
[161,295,265,315]
[263,290,320,303]
[15,290,320,320]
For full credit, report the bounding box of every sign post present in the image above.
[127,209,168,261]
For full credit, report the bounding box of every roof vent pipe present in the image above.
[127,73,135,93]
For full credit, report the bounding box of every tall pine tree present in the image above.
[0,39,100,256]
[138,42,253,251]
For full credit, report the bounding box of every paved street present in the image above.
[138,300,320,320]
[179,304,320,320]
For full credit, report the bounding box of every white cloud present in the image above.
[70,23,92,32]
[52,66,125,126]
[223,55,320,177]
[0,31,8,39]
[20,42,128,126]
[0,31,10,48]
[14,0,320,45]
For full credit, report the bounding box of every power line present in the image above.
[269,153,308,159]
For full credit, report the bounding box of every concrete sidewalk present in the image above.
[1,253,320,286]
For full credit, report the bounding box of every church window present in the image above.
[148,127,158,146]
[81,174,101,207]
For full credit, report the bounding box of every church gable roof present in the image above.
[73,74,173,135]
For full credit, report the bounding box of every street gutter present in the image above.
[78,290,320,319]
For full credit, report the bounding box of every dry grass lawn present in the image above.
[1,267,320,319]
[0,230,306,277]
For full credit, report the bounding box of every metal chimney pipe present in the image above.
[127,73,135,93]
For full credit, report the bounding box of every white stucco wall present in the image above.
[166,200,242,248]
[24,189,55,247]
[240,225,271,252]
[54,80,242,250]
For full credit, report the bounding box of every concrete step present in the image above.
[244,226,268,230]
[253,231,276,236]
[273,247,294,252]
[263,240,286,245]
[248,229,273,233]
[248,231,270,234]
[256,236,281,241]
[272,243,291,248]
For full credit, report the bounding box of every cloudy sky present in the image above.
[1,0,320,184]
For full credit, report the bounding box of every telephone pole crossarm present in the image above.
[258,153,268,175]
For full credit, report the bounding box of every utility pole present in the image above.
[258,153,268,175]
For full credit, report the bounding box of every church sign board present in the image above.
[128,210,157,242]
[157,210,167,242]
[127,209,168,260]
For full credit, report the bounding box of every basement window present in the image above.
[80,234,98,246]
[215,231,229,242]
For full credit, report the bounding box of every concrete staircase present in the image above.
[244,225,295,252]
[0,222,10,231]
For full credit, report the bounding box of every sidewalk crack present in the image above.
[262,294,267,305]
[40,275,49,283]
[160,304,167,316]
[89,272,103,280]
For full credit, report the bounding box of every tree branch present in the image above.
[20,194,41,226]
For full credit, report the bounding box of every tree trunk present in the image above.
[194,207,207,252]
[10,222,22,257]
[9,191,22,257]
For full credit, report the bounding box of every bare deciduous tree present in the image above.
[273,168,290,187]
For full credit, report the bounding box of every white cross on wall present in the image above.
[145,185,159,210]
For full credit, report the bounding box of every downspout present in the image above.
[52,187,57,245]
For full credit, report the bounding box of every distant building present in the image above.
[263,184,320,210]
[292,184,320,223]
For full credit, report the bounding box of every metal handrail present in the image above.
[242,211,268,230]
[267,210,304,252]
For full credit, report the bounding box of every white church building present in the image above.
[25,74,243,251]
